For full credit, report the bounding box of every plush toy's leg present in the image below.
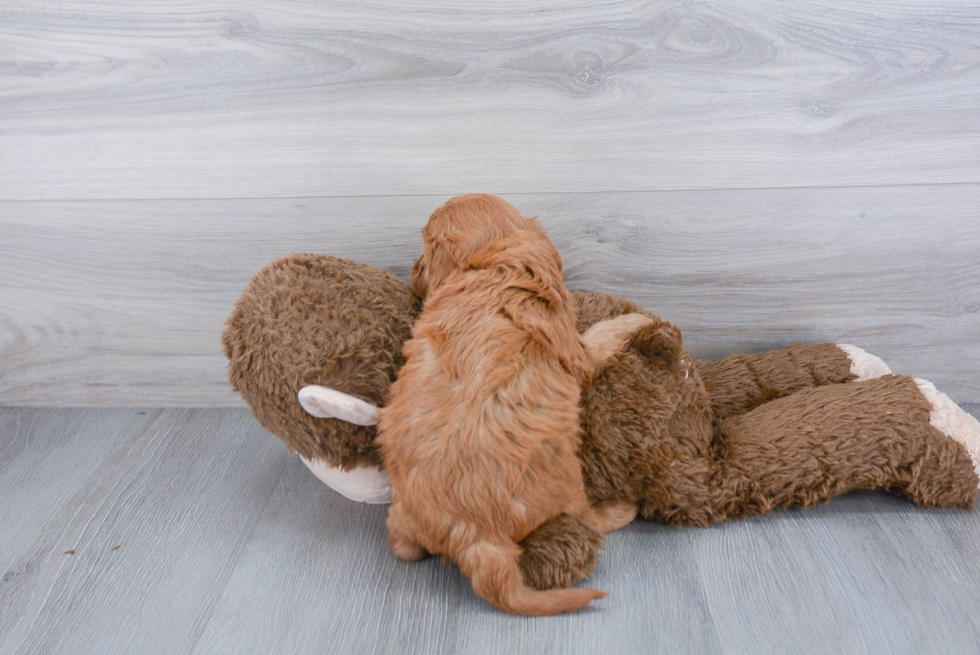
[587,501,639,533]
[913,378,980,484]
[708,375,979,521]
[698,343,890,423]
[836,344,893,381]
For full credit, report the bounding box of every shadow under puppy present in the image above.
[377,194,638,615]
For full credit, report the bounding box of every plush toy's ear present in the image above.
[298,385,379,426]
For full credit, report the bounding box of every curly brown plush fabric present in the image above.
[224,256,979,593]
[573,292,977,527]
[222,254,420,470]
[698,343,855,423]
[573,291,646,333]
[708,375,978,519]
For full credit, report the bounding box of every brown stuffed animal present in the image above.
[223,253,980,593]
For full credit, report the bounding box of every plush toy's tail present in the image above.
[457,540,606,616]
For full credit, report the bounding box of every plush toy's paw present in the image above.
[582,314,657,369]
[914,379,980,488]
[518,514,604,590]
[298,385,379,426]
[300,456,392,504]
[836,344,892,381]
[630,321,685,370]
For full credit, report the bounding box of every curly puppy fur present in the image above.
[378,195,633,615]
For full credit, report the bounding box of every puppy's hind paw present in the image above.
[389,534,429,562]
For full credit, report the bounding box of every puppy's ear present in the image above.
[416,233,459,295]
[524,216,562,271]
[497,240,593,387]
[410,255,428,298]
[298,385,379,426]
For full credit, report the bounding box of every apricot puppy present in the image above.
[377,194,635,616]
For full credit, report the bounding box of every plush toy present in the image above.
[223,253,980,591]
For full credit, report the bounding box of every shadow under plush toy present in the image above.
[223,224,980,600]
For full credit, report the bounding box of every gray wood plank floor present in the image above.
[3,407,980,655]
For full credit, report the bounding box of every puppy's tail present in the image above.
[457,540,607,616]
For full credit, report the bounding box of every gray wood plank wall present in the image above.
[1,1,978,406]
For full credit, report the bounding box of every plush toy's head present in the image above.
[222,254,420,480]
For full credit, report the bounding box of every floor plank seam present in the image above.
[180,447,291,655]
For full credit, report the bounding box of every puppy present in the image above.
[377,194,638,615]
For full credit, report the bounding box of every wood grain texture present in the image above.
[0,409,136,573]
[0,409,286,655]
[2,186,978,406]
[2,408,979,655]
[2,1,980,199]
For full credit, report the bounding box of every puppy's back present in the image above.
[384,234,591,529]
[381,195,602,615]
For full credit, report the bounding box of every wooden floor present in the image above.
[2,407,980,655]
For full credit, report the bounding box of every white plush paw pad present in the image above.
[582,313,657,367]
[301,456,392,504]
[914,378,980,488]
[836,344,893,381]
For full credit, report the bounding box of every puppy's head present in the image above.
[412,194,553,296]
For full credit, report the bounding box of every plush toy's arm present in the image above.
[296,386,391,504]
[696,343,891,423]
